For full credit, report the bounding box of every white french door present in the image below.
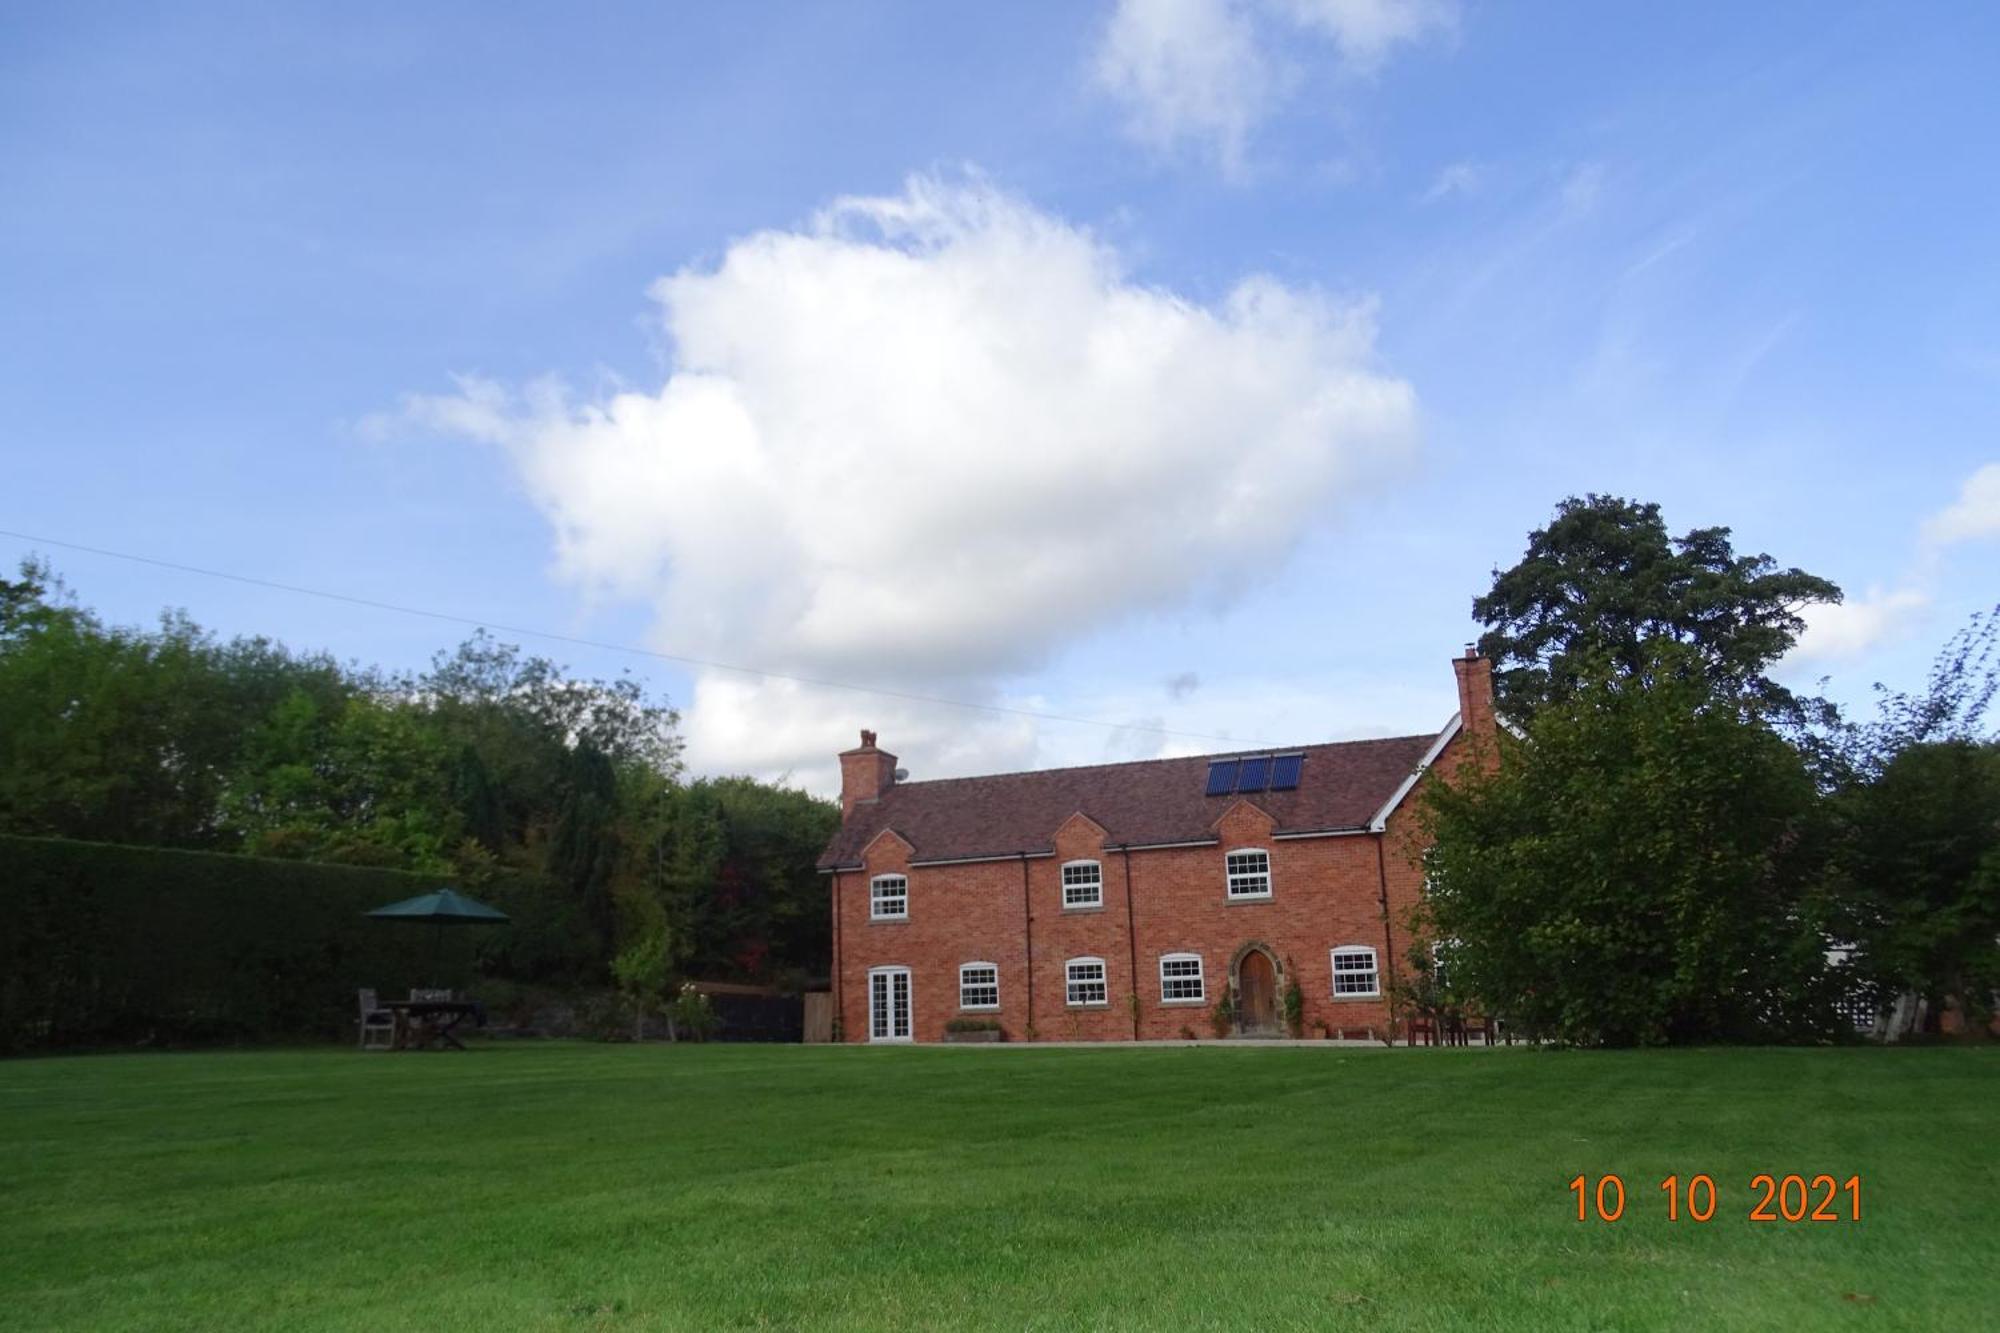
[868,967,912,1043]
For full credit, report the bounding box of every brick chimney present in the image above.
[1452,645,1499,769]
[838,729,898,821]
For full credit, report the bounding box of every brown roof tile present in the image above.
[817,730,1446,869]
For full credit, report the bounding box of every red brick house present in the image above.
[817,650,1498,1043]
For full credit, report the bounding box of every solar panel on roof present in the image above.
[1205,760,1240,796]
[1270,754,1303,790]
[1236,755,1272,792]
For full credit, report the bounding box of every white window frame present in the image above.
[1224,849,1272,900]
[1330,945,1380,998]
[958,961,1000,1011]
[1065,956,1108,1007]
[1061,859,1104,909]
[869,874,908,921]
[867,965,912,1042]
[1159,952,1206,1005]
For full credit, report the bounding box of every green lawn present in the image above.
[1,1044,1994,1331]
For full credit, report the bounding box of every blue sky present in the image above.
[4,1,1996,792]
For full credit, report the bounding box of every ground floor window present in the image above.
[1159,953,1205,1003]
[1331,946,1379,997]
[959,962,999,1010]
[1066,957,1108,1007]
[869,966,911,1041]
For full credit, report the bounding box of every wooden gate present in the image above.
[803,991,834,1043]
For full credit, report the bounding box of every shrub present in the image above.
[1282,961,1305,1038]
[1209,995,1234,1039]
[671,982,719,1042]
[577,992,632,1042]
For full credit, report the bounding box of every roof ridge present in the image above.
[890,731,1441,790]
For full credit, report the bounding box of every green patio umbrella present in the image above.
[366,887,510,980]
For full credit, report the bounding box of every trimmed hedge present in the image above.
[0,835,585,1053]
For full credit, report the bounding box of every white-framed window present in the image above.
[1065,957,1108,1007]
[869,874,908,921]
[958,962,999,1011]
[1061,859,1103,909]
[1331,945,1380,997]
[1225,849,1272,899]
[1159,953,1206,1004]
[868,966,912,1042]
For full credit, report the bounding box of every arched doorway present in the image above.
[1236,948,1278,1034]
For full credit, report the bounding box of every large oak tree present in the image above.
[1473,495,1841,725]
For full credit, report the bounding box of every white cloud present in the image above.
[1787,588,1931,665]
[1094,0,1454,169]
[390,175,1420,792]
[1275,0,1457,73]
[1921,461,2000,547]
[1094,0,1274,172]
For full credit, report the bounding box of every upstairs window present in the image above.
[1061,860,1103,909]
[1331,946,1380,997]
[1225,849,1271,899]
[959,962,999,1011]
[1065,957,1108,1007]
[869,874,908,921]
[1159,953,1206,1004]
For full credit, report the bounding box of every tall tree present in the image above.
[1828,607,2000,1031]
[648,777,840,982]
[1832,740,2000,1032]
[1473,495,1841,724]
[546,743,622,956]
[1419,643,1840,1046]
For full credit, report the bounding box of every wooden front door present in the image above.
[1238,951,1276,1032]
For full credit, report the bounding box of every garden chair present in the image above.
[357,989,398,1051]
[409,988,454,1001]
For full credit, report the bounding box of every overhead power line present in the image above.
[0,528,1261,748]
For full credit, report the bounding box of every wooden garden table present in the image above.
[380,999,480,1051]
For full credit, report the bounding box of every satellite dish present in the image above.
[894,767,909,781]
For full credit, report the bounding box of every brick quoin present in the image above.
[826,650,1498,1044]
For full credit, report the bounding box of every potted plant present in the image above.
[1209,994,1234,1039]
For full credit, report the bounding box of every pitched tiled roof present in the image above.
[817,728,1449,870]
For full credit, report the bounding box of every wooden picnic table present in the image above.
[379,998,481,1051]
